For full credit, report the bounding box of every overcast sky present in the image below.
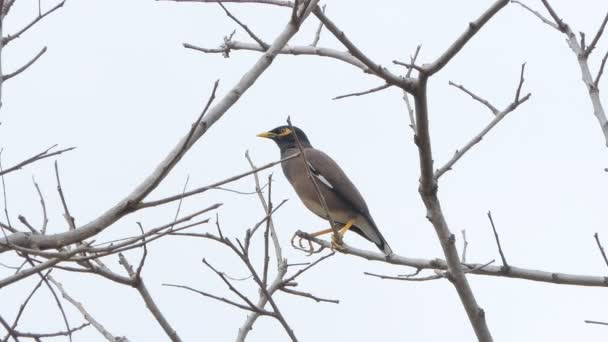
[1,0,608,341]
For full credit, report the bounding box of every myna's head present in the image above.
[256,125,311,150]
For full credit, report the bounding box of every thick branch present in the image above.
[295,232,608,287]
[423,0,509,75]
[185,40,368,70]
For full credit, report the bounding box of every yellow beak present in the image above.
[256,131,276,138]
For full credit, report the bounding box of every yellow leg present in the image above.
[309,227,334,237]
[338,219,355,236]
[331,219,355,250]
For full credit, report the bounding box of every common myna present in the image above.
[257,125,392,255]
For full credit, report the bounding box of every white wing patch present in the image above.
[307,161,334,189]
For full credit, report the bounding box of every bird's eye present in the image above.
[278,128,292,137]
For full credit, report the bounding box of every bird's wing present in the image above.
[304,148,371,217]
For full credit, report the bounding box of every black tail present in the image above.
[350,224,392,255]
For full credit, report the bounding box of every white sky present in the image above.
[1,0,608,341]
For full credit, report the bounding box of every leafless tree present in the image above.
[1,0,608,341]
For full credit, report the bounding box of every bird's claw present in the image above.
[290,232,324,255]
[330,235,346,252]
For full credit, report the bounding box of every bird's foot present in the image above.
[290,232,324,255]
[330,235,346,252]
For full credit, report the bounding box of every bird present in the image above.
[257,125,392,255]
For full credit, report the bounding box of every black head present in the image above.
[256,125,312,150]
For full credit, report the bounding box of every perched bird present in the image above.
[257,125,392,255]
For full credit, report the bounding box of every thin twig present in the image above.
[310,4,325,47]
[332,83,390,100]
[48,276,129,342]
[163,283,272,314]
[217,3,268,49]
[3,1,65,45]
[170,175,190,230]
[203,258,260,310]
[511,0,557,29]
[245,151,283,266]
[0,145,74,176]
[3,47,47,81]
[280,287,339,304]
[487,211,509,270]
[448,81,499,114]
[514,63,526,102]
[583,10,608,57]
[593,232,608,271]
[139,153,298,209]
[594,49,608,88]
[585,320,608,326]
[0,150,12,230]
[54,161,76,231]
[540,0,567,32]
[32,177,48,234]
[461,230,468,263]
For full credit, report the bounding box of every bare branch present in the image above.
[593,232,608,271]
[514,62,526,102]
[3,47,47,81]
[0,145,74,177]
[163,283,273,314]
[118,254,182,342]
[282,252,335,285]
[516,1,608,146]
[435,64,530,179]
[32,266,73,342]
[585,320,608,326]
[3,1,65,45]
[424,0,509,75]
[202,258,261,310]
[2,270,49,342]
[311,6,415,92]
[392,60,425,73]
[245,151,283,266]
[448,81,499,114]
[539,0,567,32]
[487,211,509,271]
[310,4,325,47]
[48,276,131,342]
[54,161,76,231]
[217,2,268,49]
[6,323,89,339]
[139,154,297,209]
[280,287,339,304]
[595,49,608,88]
[185,40,368,70]
[365,271,442,282]
[332,83,390,101]
[403,45,421,132]
[296,232,608,287]
[461,230,468,263]
[510,1,558,30]
[0,244,90,288]
[32,177,48,234]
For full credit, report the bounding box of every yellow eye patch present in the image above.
[277,128,292,137]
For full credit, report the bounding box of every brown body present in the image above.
[257,125,392,255]
[281,147,391,254]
